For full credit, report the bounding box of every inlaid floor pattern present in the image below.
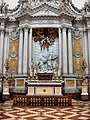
[0,99,90,120]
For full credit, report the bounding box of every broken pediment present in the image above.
[58,2,75,18]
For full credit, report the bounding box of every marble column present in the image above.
[23,27,28,74]
[3,31,8,74]
[58,28,62,75]
[88,29,90,71]
[83,30,88,74]
[18,28,23,74]
[62,27,68,74]
[68,28,73,74]
[0,30,4,73]
[29,28,32,75]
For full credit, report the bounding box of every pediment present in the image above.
[32,9,58,17]
[31,3,58,17]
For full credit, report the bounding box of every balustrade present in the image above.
[13,95,72,106]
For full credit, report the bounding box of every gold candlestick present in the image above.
[28,67,30,80]
[52,65,54,80]
[5,59,10,73]
[60,68,63,80]
[36,64,38,80]
[32,64,34,80]
[55,64,58,80]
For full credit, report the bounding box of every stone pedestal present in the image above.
[3,81,10,101]
[81,82,89,101]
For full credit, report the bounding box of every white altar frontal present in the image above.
[0,0,90,97]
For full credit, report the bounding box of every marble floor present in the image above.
[0,99,90,120]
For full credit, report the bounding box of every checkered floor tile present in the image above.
[0,99,90,120]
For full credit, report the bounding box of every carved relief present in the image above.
[73,37,83,73]
[28,87,34,94]
[9,58,18,73]
[55,87,60,95]
[11,27,19,39]
[32,28,59,72]
[9,34,19,73]
[33,28,58,50]
[31,0,59,6]
[9,39,18,54]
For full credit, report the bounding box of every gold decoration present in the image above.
[9,39,18,53]
[82,86,88,93]
[28,87,34,94]
[43,89,46,93]
[9,58,18,72]
[55,87,60,94]
[73,38,83,73]
[9,80,15,86]
[36,87,53,95]
[16,79,24,86]
[66,80,74,87]
[9,38,19,73]
[3,86,9,92]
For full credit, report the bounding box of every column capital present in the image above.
[59,28,61,33]
[62,27,67,32]
[24,27,29,31]
[68,28,72,33]
[19,23,31,30]
[18,27,23,31]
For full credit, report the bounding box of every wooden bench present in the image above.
[13,95,72,106]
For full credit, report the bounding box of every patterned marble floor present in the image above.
[0,100,90,120]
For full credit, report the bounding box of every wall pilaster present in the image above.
[62,27,68,74]
[18,28,23,74]
[23,27,29,74]
[68,28,73,74]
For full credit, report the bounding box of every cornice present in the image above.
[60,23,72,29]
[58,12,75,20]
[0,15,9,21]
[0,0,89,23]
[16,11,32,21]
[19,22,31,29]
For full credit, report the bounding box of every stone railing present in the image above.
[13,95,72,106]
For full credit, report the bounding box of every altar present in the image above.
[27,83,62,95]
[27,72,63,96]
